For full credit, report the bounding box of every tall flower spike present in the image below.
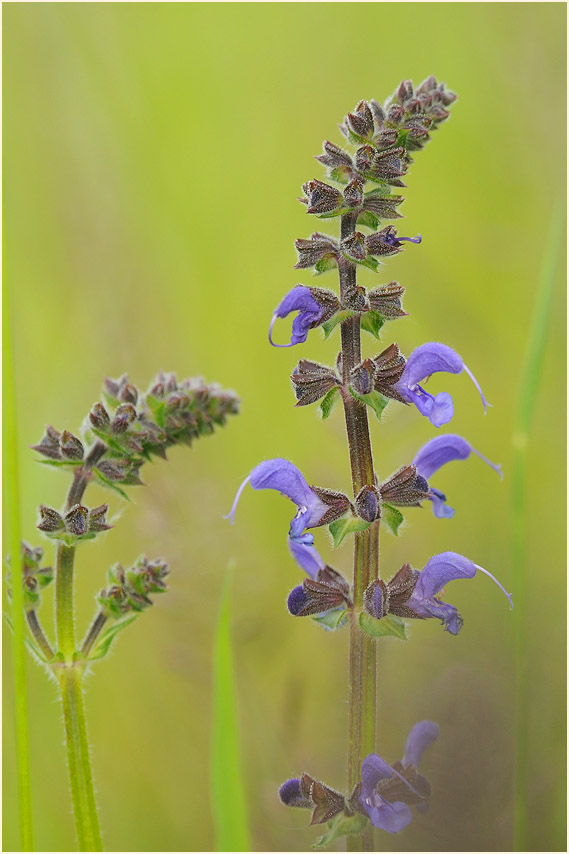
[413,433,503,517]
[396,342,490,427]
[268,286,339,347]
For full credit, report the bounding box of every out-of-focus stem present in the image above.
[339,213,379,852]
[26,610,55,661]
[512,208,563,851]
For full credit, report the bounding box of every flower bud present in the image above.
[111,404,137,434]
[373,343,407,402]
[350,359,377,396]
[89,504,112,532]
[355,485,382,522]
[60,430,84,461]
[341,232,367,262]
[363,578,389,620]
[300,179,342,215]
[89,402,111,431]
[367,283,407,318]
[380,465,430,507]
[31,425,62,460]
[309,486,352,526]
[65,504,89,537]
[347,100,374,140]
[343,178,364,208]
[37,505,64,532]
[290,360,339,407]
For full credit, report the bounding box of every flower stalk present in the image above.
[339,214,379,852]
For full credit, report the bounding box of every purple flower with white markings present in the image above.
[413,433,503,518]
[396,343,489,427]
[268,286,339,348]
[360,721,438,833]
[226,458,350,580]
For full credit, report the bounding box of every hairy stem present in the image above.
[340,213,379,852]
[54,448,106,849]
[26,610,55,661]
[81,612,107,658]
[58,666,103,851]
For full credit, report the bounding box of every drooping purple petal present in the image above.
[413,434,502,516]
[397,344,490,427]
[225,458,327,528]
[402,721,439,769]
[269,286,325,348]
[288,532,325,579]
[360,754,416,833]
[362,795,413,833]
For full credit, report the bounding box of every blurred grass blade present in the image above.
[512,205,564,851]
[3,256,34,850]
[211,563,251,852]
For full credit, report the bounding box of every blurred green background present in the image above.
[3,3,566,851]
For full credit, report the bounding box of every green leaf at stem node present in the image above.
[328,515,371,548]
[359,612,407,640]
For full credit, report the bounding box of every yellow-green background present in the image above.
[3,3,566,851]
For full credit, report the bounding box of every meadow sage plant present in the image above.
[228,76,512,850]
[6,372,238,851]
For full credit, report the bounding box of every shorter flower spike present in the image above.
[396,343,490,427]
[413,434,503,518]
[359,721,438,833]
[269,286,339,348]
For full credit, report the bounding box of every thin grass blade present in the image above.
[211,562,251,852]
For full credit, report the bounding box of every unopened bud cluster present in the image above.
[37,503,111,543]
[97,556,169,619]
[5,543,54,611]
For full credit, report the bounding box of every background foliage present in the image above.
[3,3,566,851]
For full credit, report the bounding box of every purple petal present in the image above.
[225,459,327,528]
[287,586,310,615]
[268,286,324,347]
[400,343,463,389]
[414,552,477,600]
[361,754,396,798]
[429,488,455,519]
[279,778,312,808]
[288,533,325,579]
[402,721,439,769]
[362,796,413,833]
[413,435,472,479]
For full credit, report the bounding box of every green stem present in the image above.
[54,447,107,850]
[81,612,108,658]
[58,666,103,852]
[340,214,379,853]
[3,248,34,850]
[512,207,563,851]
[26,611,55,661]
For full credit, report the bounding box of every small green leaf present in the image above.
[321,310,354,340]
[87,615,139,661]
[382,503,404,536]
[92,468,131,501]
[348,387,389,421]
[313,812,368,849]
[320,387,341,420]
[341,252,379,272]
[359,611,407,640]
[329,515,371,548]
[360,310,385,340]
[314,255,338,276]
[312,607,349,631]
[357,211,379,230]
[329,166,351,184]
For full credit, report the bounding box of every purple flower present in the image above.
[360,721,438,833]
[287,532,325,579]
[405,552,513,634]
[413,434,503,518]
[269,286,339,348]
[396,343,490,427]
